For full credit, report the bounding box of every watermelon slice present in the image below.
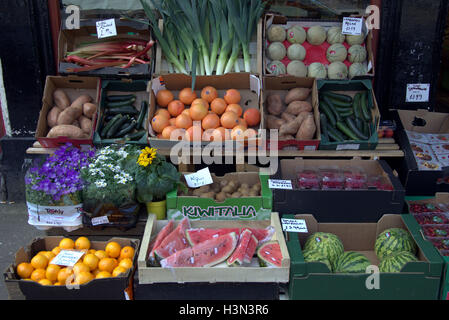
[243,234,259,264]
[257,241,283,268]
[185,228,241,246]
[227,229,253,266]
[148,220,174,265]
[154,217,191,261]
[243,226,275,244]
[160,232,238,268]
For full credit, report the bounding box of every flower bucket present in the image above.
[146,200,166,220]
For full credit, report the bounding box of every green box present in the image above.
[166,173,272,221]
[442,257,449,300]
[317,79,380,151]
[93,79,149,146]
[286,214,444,300]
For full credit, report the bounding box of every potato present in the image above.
[267,94,284,116]
[285,88,311,104]
[281,112,296,122]
[57,106,83,125]
[215,192,227,202]
[79,115,92,134]
[47,107,62,128]
[286,101,313,116]
[46,125,85,139]
[83,103,97,119]
[267,115,285,130]
[296,113,317,140]
[70,95,92,110]
[53,89,70,110]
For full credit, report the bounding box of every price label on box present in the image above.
[51,250,85,267]
[406,84,430,103]
[91,215,110,226]
[185,168,214,188]
[342,17,363,35]
[96,19,117,39]
[281,219,308,233]
[268,179,293,190]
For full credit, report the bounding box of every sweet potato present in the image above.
[296,113,317,140]
[285,88,311,104]
[57,106,83,125]
[70,94,92,110]
[267,94,284,116]
[279,134,295,141]
[79,115,92,134]
[266,115,285,130]
[53,89,70,110]
[286,101,312,116]
[83,103,97,119]
[47,107,62,128]
[279,119,302,136]
[281,112,296,122]
[46,125,85,139]
[72,120,80,128]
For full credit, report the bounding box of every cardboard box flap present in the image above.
[397,109,449,134]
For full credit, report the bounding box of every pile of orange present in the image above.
[152,86,261,142]
[16,237,135,287]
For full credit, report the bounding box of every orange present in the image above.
[175,113,193,129]
[72,262,90,275]
[54,282,62,286]
[201,86,218,103]
[57,267,73,285]
[185,125,203,142]
[182,108,191,117]
[112,266,128,277]
[98,258,117,274]
[231,125,248,141]
[51,247,61,256]
[45,264,61,282]
[169,118,177,126]
[190,99,209,121]
[83,254,99,271]
[155,108,171,119]
[156,89,174,107]
[202,129,215,142]
[39,251,56,262]
[118,258,133,270]
[88,249,96,255]
[31,254,48,270]
[220,111,239,129]
[75,271,94,285]
[162,125,178,140]
[75,237,91,250]
[120,246,135,261]
[202,113,220,130]
[16,263,34,279]
[237,118,248,129]
[151,115,170,134]
[59,238,75,250]
[105,242,122,258]
[243,108,261,127]
[211,127,229,142]
[224,89,241,105]
[38,279,53,286]
[95,271,112,279]
[94,250,108,261]
[225,104,243,117]
[210,98,227,115]
[30,269,47,282]
[179,88,197,105]
[168,100,185,117]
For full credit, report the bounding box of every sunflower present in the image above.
[137,147,157,167]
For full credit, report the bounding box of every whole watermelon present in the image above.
[379,251,418,273]
[304,232,344,269]
[303,249,333,272]
[375,228,417,260]
[334,251,371,274]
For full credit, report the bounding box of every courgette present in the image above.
[319,101,336,127]
[136,101,148,130]
[353,93,362,120]
[125,130,146,141]
[320,114,329,141]
[322,96,342,123]
[360,91,372,122]
[321,91,353,103]
[336,122,359,141]
[327,123,345,142]
[345,117,369,140]
[116,120,137,137]
[106,97,136,108]
[107,115,129,138]
[101,114,122,138]
[321,95,353,108]
[340,110,354,118]
[105,106,139,116]
[106,94,136,102]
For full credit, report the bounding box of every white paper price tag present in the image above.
[51,250,85,267]
[406,84,430,103]
[342,17,363,35]
[91,215,110,226]
[268,179,293,190]
[336,144,360,151]
[96,19,117,39]
[185,168,214,188]
[281,219,308,233]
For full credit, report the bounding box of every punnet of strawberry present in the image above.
[422,225,449,238]
[297,170,321,190]
[409,203,446,214]
[429,239,449,251]
[413,213,449,226]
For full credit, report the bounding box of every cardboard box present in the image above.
[3,237,139,300]
[36,76,101,149]
[93,79,150,146]
[263,14,375,80]
[154,19,263,76]
[263,76,321,151]
[166,172,272,221]
[148,73,263,150]
[318,79,380,150]
[137,213,290,284]
[393,109,449,196]
[286,214,444,300]
[272,159,405,223]
[58,20,153,78]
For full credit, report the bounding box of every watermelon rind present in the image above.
[257,241,283,268]
[334,251,371,274]
[227,230,252,266]
[379,251,419,273]
[193,232,238,267]
[304,232,344,270]
[148,220,175,266]
[302,250,333,272]
[374,228,417,261]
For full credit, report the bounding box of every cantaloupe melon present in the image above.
[287,60,307,77]
[328,62,348,80]
[346,34,366,46]
[348,45,367,63]
[267,25,287,43]
[349,63,367,79]
[308,62,327,79]
[267,61,286,76]
[307,26,327,46]
[287,44,306,61]
[287,25,307,44]
[326,44,348,63]
[327,26,345,45]
[267,42,286,61]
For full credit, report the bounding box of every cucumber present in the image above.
[320,114,329,141]
[322,96,342,123]
[105,106,139,116]
[321,91,353,103]
[336,122,359,141]
[319,101,336,127]
[362,120,370,137]
[352,93,362,120]
[116,120,137,137]
[336,106,353,113]
[345,117,369,140]
[339,110,354,118]
[106,97,137,108]
[125,130,146,141]
[360,91,372,122]
[321,95,353,108]
[136,101,148,130]
[101,114,122,138]
[327,123,345,142]
[106,94,136,102]
[107,115,129,138]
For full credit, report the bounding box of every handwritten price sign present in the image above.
[281,219,308,233]
[342,17,363,35]
[406,84,430,103]
[96,19,117,39]
[184,168,214,188]
[268,179,293,190]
